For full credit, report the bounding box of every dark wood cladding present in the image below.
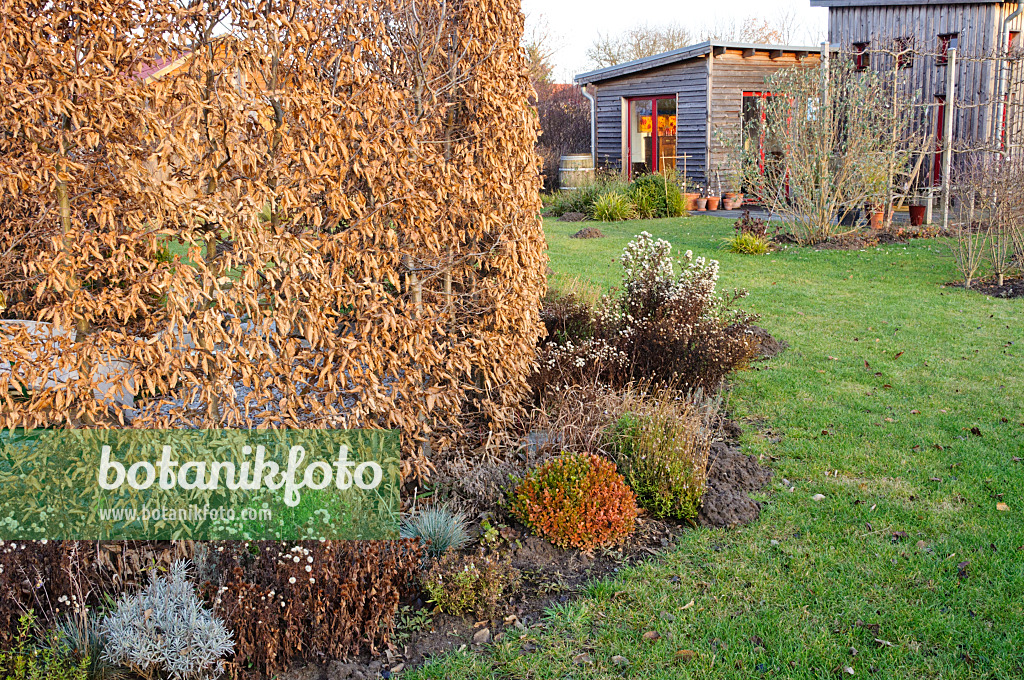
[593,58,709,182]
[827,2,1024,147]
[591,48,820,185]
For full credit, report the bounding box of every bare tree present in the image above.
[734,58,918,244]
[586,23,694,69]
[523,13,558,84]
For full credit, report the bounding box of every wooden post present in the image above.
[941,48,957,230]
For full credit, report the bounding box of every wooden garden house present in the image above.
[812,0,1024,178]
[573,41,823,187]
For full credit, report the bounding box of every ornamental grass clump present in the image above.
[723,211,773,254]
[590,191,636,222]
[400,506,471,556]
[510,453,638,550]
[608,388,719,520]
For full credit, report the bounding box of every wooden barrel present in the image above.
[558,154,594,191]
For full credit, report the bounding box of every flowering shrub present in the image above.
[534,233,758,394]
[422,553,520,617]
[608,388,719,520]
[200,540,421,678]
[510,453,638,550]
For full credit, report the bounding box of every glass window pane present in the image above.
[656,98,677,174]
[629,99,653,176]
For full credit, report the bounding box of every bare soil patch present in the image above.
[569,226,605,238]
[557,211,588,223]
[748,325,789,359]
[949,276,1024,299]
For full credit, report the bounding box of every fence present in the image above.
[0,0,546,478]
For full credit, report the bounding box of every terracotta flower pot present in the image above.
[706,196,721,210]
[685,192,700,212]
[863,203,884,229]
[909,204,926,227]
[696,197,708,211]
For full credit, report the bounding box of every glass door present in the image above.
[628,96,676,178]
[656,98,677,172]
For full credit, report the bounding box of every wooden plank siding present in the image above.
[707,50,821,183]
[592,58,709,183]
[590,48,819,186]
[826,3,1023,150]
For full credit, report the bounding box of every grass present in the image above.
[408,215,1024,679]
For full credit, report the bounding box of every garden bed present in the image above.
[281,423,773,678]
[948,275,1024,299]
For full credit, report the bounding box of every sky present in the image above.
[522,0,829,82]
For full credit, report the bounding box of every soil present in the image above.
[570,226,604,238]
[949,276,1024,299]
[748,325,789,360]
[281,426,774,678]
[774,225,944,251]
[697,441,773,528]
[558,211,588,223]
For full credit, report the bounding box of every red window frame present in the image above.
[937,33,958,65]
[625,95,676,178]
[895,37,914,69]
[853,42,870,71]
[933,95,945,186]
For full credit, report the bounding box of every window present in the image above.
[853,42,870,70]
[626,96,676,178]
[895,37,914,69]
[937,33,958,65]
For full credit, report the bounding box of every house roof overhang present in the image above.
[809,0,1002,7]
[573,41,826,85]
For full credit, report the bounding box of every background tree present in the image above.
[585,23,694,69]
[525,14,591,191]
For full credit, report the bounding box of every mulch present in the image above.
[949,276,1024,299]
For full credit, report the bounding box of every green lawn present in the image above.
[409,215,1024,679]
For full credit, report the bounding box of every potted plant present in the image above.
[723,170,745,209]
[696,186,708,211]
[908,201,926,227]
[683,176,700,212]
[706,169,722,210]
[865,201,884,229]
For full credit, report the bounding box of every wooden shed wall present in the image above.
[593,58,709,183]
[707,50,821,187]
[827,3,1023,146]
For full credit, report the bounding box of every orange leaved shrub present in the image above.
[510,453,638,550]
